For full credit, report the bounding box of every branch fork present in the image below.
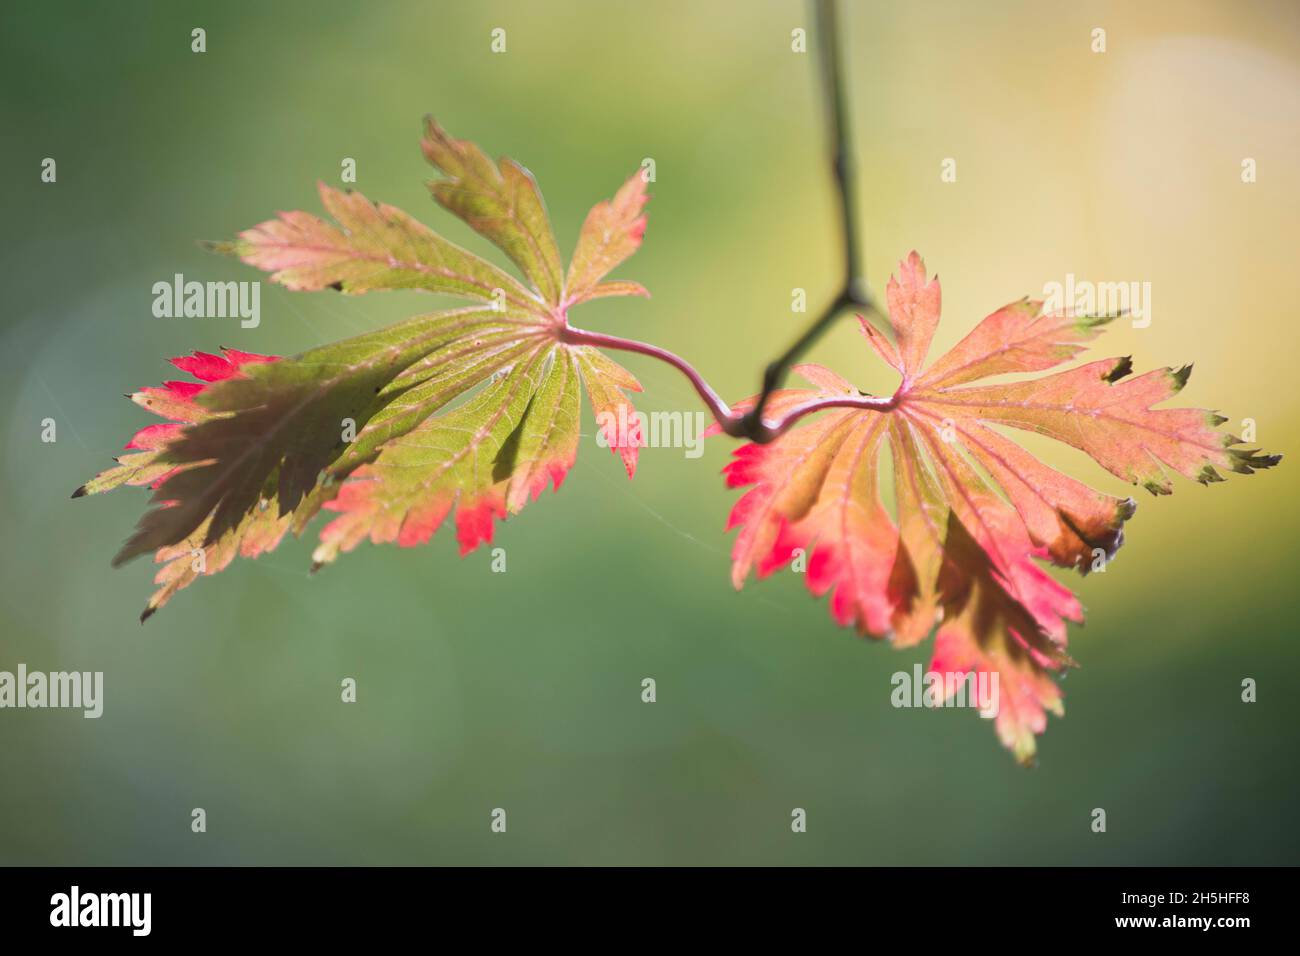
[561,0,883,447]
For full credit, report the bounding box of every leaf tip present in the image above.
[70,484,87,499]
[1013,744,1039,769]
[1103,356,1133,383]
[1141,477,1173,496]
[200,238,250,258]
[1226,444,1283,474]
[1196,464,1227,485]
[1077,310,1119,330]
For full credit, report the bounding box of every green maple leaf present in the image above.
[76,118,650,620]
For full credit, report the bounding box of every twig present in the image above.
[566,0,883,444]
[740,0,878,439]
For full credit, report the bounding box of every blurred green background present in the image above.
[2,0,1298,865]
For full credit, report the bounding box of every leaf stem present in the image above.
[560,325,895,442]
[560,325,735,429]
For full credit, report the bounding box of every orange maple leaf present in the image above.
[718,252,1279,763]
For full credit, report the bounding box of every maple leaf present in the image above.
[717,252,1279,764]
[76,118,650,620]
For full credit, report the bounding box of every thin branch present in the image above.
[564,0,883,445]
[738,0,876,439]
[818,0,866,303]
